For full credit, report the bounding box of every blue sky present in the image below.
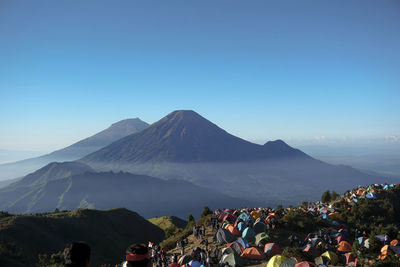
[0,0,399,152]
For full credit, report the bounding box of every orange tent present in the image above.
[225,224,241,237]
[356,189,364,195]
[378,245,390,260]
[390,239,399,246]
[240,247,266,260]
[337,241,352,253]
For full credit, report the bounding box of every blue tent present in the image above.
[238,212,253,223]
[366,192,377,199]
[242,227,256,242]
[237,222,246,232]
[236,237,250,249]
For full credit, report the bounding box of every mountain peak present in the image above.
[163,110,204,122]
[82,110,309,164]
[109,118,145,128]
[263,139,288,147]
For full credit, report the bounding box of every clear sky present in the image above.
[0,0,399,152]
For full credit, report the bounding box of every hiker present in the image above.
[180,239,185,255]
[63,241,91,267]
[169,255,180,267]
[202,225,206,236]
[151,247,157,262]
[123,243,152,267]
[213,247,219,259]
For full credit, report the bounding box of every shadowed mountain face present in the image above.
[0,208,164,266]
[0,162,243,218]
[0,118,148,181]
[80,110,385,204]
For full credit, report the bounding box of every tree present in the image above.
[321,190,331,203]
[187,214,195,223]
[331,191,340,201]
[201,206,212,218]
[368,232,381,253]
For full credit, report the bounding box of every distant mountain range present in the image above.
[0,161,241,218]
[0,110,391,215]
[80,110,385,204]
[0,208,164,266]
[0,118,148,183]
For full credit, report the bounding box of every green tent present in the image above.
[255,232,270,247]
[219,253,245,267]
[280,257,298,267]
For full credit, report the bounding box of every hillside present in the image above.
[149,216,188,231]
[0,162,243,217]
[162,183,400,267]
[0,208,164,266]
[0,118,148,181]
[149,216,188,238]
[80,110,384,205]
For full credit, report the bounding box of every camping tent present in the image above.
[219,253,245,267]
[320,251,339,265]
[236,238,250,250]
[264,243,282,258]
[216,228,236,244]
[255,232,270,247]
[280,257,298,267]
[337,241,352,253]
[294,262,316,267]
[227,242,244,255]
[266,255,287,267]
[226,224,241,237]
[242,227,256,242]
[253,221,267,234]
[240,247,266,260]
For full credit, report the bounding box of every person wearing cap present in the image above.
[63,241,91,267]
[123,243,152,267]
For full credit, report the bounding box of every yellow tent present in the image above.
[251,210,261,220]
[321,251,339,265]
[267,255,287,267]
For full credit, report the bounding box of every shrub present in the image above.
[321,190,331,203]
[201,206,212,218]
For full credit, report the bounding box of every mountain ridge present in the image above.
[79,110,384,204]
[0,162,244,217]
[0,118,149,181]
[81,110,309,165]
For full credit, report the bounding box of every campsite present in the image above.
[1,183,400,266]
